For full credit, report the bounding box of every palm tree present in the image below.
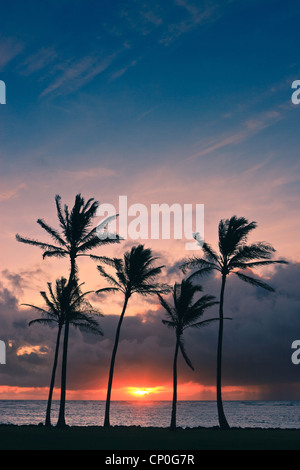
[158,278,219,430]
[23,277,103,427]
[95,244,171,427]
[16,193,120,427]
[181,215,288,430]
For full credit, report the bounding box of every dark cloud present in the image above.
[0,262,300,399]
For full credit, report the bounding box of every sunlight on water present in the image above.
[0,401,300,428]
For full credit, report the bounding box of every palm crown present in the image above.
[24,277,103,335]
[182,215,288,290]
[96,244,171,298]
[159,279,218,370]
[16,193,119,264]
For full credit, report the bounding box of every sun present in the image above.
[128,387,155,398]
[133,389,151,397]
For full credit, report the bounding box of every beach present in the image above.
[1,425,300,450]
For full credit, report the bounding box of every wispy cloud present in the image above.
[40,54,116,97]
[119,1,164,37]
[19,47,57,75]
[139,6,163,26]
[62,166,116,182]
[119,0,224,46]
[0,37,23,69]
[110,59,138,81]
[188,107,285,161]
[136,106,158,121]
[0,184,27,203]
[160,0,228,46]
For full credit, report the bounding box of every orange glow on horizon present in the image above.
[0,382,265,401]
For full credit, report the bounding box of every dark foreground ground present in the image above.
[1,425,300,450]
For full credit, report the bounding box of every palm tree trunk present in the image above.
[217,274,230,430]
[104,295,129,427]
[57,257,76,428]
[45,325,62,427]
[56,317,70,427]
[170,335,180,431]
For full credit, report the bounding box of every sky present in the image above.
[0,0,300,403]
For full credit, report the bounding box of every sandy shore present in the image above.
[1,425,300,450]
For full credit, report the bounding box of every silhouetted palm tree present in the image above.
[23,277,103,427]
[95,244,171,427]
[16,193,120,427]
[159,279,218,430]
[181,216,288,430]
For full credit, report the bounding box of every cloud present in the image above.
[110,59,138,81]
[140,8,163,26]
[62,166,116,182]
[0,262,300,400]
[188,107,285,160]
[0,183,27,203]
[40,54,116,98]
[0,37,23,69]
[160,0,229,46]
[179,262,300,395]
[20,47,57,75]
[118,0,229,47]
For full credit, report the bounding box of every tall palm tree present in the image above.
[23,277,103,427]
[95,244,171,427]
[16,193,120,427]
[181,215,288,430]
[158,279,218,430]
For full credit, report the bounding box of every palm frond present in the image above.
[97,265,122,290]
[55,195,67,230]
[228,242,276,267]
[23,303,57,319]
[202,242,220,264]
[185,266,217,281]
[72,317,103,335]
[37,219,67,247]
[218,216,257,256]
[235,259,289,269]
[158,293,176,322]
[38,292,57,315]
[28,318,56,327]
[139,265,165,283]
[78,236,112,253]
[190,295,218,310]
[179,338,194,371]
[42,249,68,260]
[234,271,275,292]
[16,234,66,253]
[135,282,171,296]
[180,256,219,274]
[183,299,218,328]
[186,317,221,330]
[96,287,119,295]
[92,256,123,269]
[162,319,176,329]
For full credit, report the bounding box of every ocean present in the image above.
[0,400,300,429]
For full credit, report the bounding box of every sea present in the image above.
[0,400,300,429]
